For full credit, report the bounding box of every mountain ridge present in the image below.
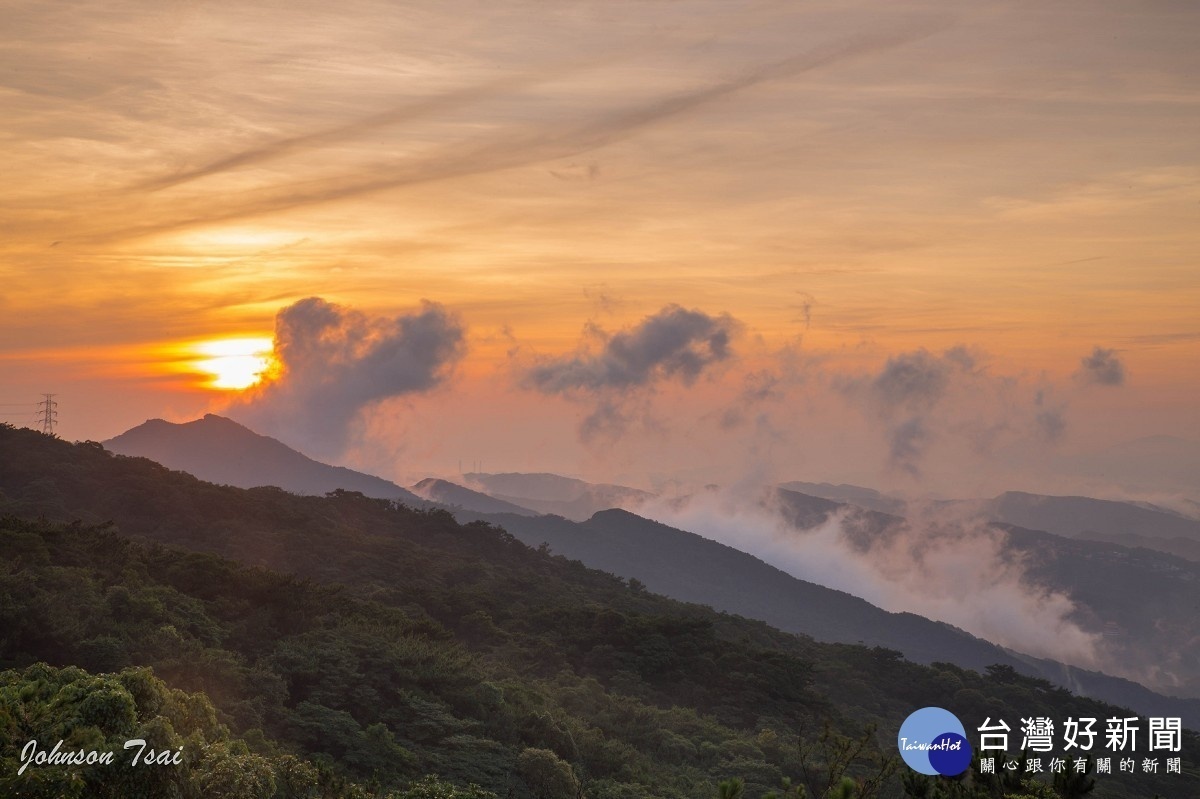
[104,413,425,505]
[96,417,1200,719]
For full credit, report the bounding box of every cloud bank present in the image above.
[640,489,1100,669]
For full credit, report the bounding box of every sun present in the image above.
[192,338,275,390]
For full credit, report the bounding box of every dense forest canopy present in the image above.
[0,425,1195,798]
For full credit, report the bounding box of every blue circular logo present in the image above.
[897,707,972,776]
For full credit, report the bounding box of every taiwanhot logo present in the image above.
[897,707,973,777]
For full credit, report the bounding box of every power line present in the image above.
[0,399,39,422]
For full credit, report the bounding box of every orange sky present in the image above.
[2,0,1197,497]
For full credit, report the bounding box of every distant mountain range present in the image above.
[456,505,1035,670]
[454,504,1200,720]
[766,488,1200,698]
[104,414,425,505]
[445,476,1200,700]
[776,481,1200,564]
[776,481,906,514]
[983,490,1200,543]
[7,422,1199,798]
[410,477,538,515]
[461,471,654,521]
[102,415,1200,720]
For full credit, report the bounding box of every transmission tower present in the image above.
[36,393,58,435]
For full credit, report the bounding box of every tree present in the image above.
[517,748,580,799]
[795,722,895,799]
[717,777,745,799]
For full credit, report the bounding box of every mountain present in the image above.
[104,414,425,505]
[12,427,1200,796]
[459,506,1020,668]
[770,488,1200,700]
[776,481,906,514]
[771,487,843,527]
[410,477,539,515]
[453,505,1200,724]
[1070,530,1200,563]
[771,487,905,548]
[84,423,1200,708]
[998,524,1200,698]
[462,471,654,521]
[984,490,1200,543]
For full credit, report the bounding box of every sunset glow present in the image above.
[0,0,1195,497]
[3,8,1199,796]
[192,339,275,391]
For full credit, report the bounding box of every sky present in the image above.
[2,0,1198,499]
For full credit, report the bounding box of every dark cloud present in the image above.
[234,297,465,457]
[868,346,975,413]
[888,417,929,478]
[840,347,979,477]
[1036,409,1067,443]
[524,305,737,394]
[872,350,951,409]
[841,348,1080,477]
[521,304,739,441]
[1077,346,1126,386]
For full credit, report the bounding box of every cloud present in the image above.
[870,355,944,414]
[525,305,737,393]
[1033,387,1067,443]
[87,24,946,244]
[133,66,601,193]
[1035,409,1067,443]
[1076,346,1126,386]
[639,489,1101,669]
[837,346,1076,479]
[521,304,739,440]
[887,417,929,477]
[839,347,978,476]
[232,297,465,457]
[716,342,810,431]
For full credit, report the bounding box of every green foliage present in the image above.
[0,427,1197,799]
[195,741,278,799]
[393,774,498,799]
[717,776,745,799]
[517,747,580,799]
[0,661,368,799]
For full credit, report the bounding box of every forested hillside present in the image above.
[1,425,1196,798]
